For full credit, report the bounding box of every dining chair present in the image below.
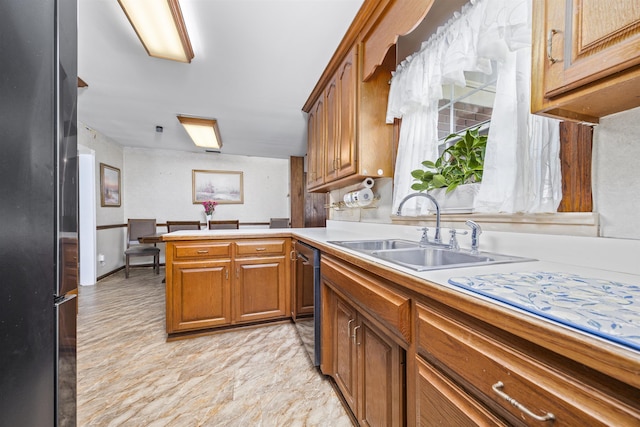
[124,219,160,278]
[167,221,202,232]
[208,220,240,229]
[269,218,290,228]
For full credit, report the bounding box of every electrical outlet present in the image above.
[98,254,105,263]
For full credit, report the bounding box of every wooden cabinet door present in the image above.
[334,296,358,415]
[324,76,339,183]
[542,0,640,98]
[169,259,231,333]
[307,96,325,189]
[336,47,357,179]
[532,0,640,121]
[358,318,403,427]
[293,248,315,318]
[234,256,287,323]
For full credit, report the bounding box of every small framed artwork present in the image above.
[100,163,121,207]
[192,170,244,204]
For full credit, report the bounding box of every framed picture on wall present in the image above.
[192,170,244,204]
[100,163,121,207]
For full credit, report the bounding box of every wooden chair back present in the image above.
[208,220,240,229]
[167,221,201,232]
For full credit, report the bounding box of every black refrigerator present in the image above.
[0,0,78,425]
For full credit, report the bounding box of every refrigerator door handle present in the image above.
[54,292,77,306]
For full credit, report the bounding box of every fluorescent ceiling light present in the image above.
[118,0,194,63]
[177,116,222,149]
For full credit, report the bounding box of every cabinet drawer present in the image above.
[416,357,508,427]
[173,242,231,259]
[416,303,639,426]
[235,239,286,257]
[322,256,411,344]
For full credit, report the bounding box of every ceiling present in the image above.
[77,0,364,159]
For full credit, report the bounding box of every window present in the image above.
[437,67,497,145]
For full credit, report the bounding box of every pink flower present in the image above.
[202,200,218,215]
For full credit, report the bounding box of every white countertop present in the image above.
[290,221,640,354]
[164,221,640,353]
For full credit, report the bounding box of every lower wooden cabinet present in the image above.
[415,301,640,426]
[322,256,406,427]
[169,259,232,332]
[234,257,287,323]
[165,238,290,336]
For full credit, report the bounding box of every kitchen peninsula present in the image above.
[163,223,640,426]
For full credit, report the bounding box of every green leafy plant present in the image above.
[410,127,487,194]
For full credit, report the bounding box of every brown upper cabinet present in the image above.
[531,0,640,123]
[303,0,438,192]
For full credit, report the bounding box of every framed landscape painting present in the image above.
[100,163,121,207]
[192,170,244,204]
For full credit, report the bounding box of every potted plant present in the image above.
[410,126,487,211]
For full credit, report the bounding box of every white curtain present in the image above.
[386,0,562,215]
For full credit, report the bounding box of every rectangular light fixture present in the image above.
[177,116,222,149]
[118,0,194,63]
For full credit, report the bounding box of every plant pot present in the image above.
[427,183,480,213]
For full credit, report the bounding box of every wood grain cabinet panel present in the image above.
[168,259,231,332]
[416,302,640,426]
[292,241,315,318]
[322,256,405,426]
[416,357,508,427]
[532,0,640,122]
[307,96,325,189]
[165,239,291,337]
[306,45,393,192]
[234,257,287,323]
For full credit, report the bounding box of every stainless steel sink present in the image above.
[328,239,421,252]
[371,247,534,271]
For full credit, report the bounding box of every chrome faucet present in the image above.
[465,220,482,253]
[396,193,441,243]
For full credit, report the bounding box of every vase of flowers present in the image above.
[202,200,217,222]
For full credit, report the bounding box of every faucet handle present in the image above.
[418,227,430,245]
[448,228,468,251]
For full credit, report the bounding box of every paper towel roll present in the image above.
[360,177,374,189]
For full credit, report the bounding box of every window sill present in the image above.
[390,212,599,237]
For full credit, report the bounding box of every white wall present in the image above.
[79,124,125,277]
[592,105,640,239]
[123,148,290,224]
[78,123,291,275]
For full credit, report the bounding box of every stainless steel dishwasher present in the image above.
[292,240,321,367]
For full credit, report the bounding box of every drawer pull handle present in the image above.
[492,381,555,422]
[255,247,267,251]
[290,250,297,261]
[196,250,209,254]
[546,29,559,64]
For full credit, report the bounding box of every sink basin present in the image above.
[328,239,421,252]
[371,247,534,271]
